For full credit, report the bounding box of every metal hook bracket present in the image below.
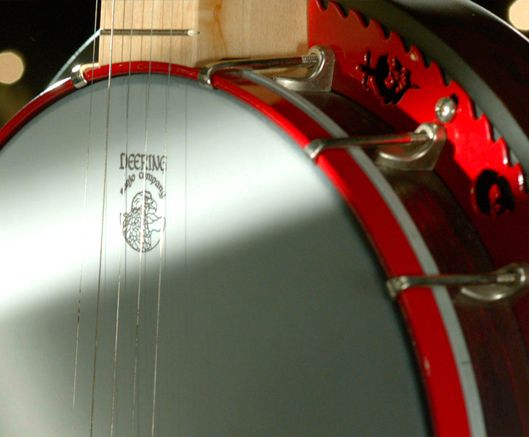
[273,46,335,92]
[305,122,446,171]
[374,122,446,171]
[197,46,331,89]
[71,63,100,89]
[387,263,529,302]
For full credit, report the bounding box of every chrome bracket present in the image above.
[305,122,446,171]
[273,46,335,92]
[373,122,446,171]
[387,263,529,302]
[198,50,320,89]
[71,63,100,89]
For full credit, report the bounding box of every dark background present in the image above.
[0,2,96,126]
[0,0,520,128]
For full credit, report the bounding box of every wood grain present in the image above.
[99,0,308,67]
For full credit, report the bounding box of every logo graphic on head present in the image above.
[121,191,165,252]
[357,51,418,105]
[475,169,515,218]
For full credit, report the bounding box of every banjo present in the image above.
[1,0,529,435]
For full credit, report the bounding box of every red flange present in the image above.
[308,1,529,435]
[309,0,529,270]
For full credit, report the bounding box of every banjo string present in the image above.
[130,0,155,433]
[110,0,138,435]
[150,0,175,435]
[71,0,101,435]
[90,0,117,435]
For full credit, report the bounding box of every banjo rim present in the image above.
[0,60,476,435]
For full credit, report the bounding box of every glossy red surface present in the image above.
[308,1,481,435]
[309,0,529,270]
[309,0,529,435]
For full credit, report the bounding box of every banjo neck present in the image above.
[98,0,308,67]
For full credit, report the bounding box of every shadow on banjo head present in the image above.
[2,0,529,436]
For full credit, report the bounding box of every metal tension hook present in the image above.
[305,122,446,171]
[198,51,320,89]
[386,263,529,302]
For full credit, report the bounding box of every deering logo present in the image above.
[119,153,166,253]
[357,51,418,105]
[122,191,164,252]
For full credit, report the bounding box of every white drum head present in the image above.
[0,74,428,435]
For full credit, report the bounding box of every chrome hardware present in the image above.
[274,46,335,92]
[100,29,199,36]
[305,129,429,161]
[305,122,445,171]
[387,263,529,302]
[374,122,446,171]
[71,63,99,89]
[198,52,319,89]
[435,96,457,123]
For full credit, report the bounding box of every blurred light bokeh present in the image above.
[0,1,96,128]
[509,0,529,30]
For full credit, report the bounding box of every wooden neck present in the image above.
[99,0,308,67]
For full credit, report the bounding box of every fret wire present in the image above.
[100,29,198,36]
[71,1,101,436]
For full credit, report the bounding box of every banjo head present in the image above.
[2,0,529,435]
[0,73,428,435]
